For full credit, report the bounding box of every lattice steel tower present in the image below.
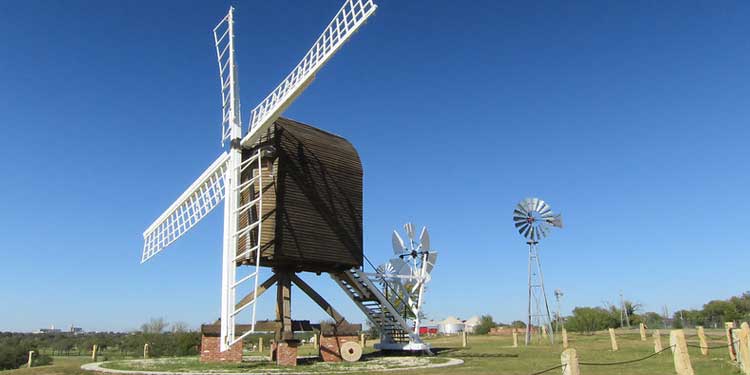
[513,198,563,345]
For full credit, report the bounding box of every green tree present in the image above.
[566,307,615,334]
[703,300,740,324]
[474,315,497,335]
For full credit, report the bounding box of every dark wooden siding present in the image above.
[240,117,363,272]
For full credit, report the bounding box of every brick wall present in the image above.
[319,335,358,362]
[200,336,243,363]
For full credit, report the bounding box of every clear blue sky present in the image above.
[1,1,748,332]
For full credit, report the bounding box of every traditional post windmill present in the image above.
[513,198,563,345]
[141,0,381,359]
[141,0,433,362]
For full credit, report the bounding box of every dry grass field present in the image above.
[0,329,741,375]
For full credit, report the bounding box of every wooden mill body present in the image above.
[236,117,363,273]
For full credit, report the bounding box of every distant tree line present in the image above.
[672,292,750,329]
[468,291,750,336]
[0,318,200,370]
[564,291,750,334]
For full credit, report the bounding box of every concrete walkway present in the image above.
[81,357,464,375]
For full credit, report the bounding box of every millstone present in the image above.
[340,341,363,362]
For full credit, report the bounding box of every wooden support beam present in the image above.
[235,273,279,310]
[291,274,347,325]
[276,272,293,340]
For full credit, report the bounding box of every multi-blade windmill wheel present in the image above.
[377,258,410,289]
[513,198,563,242]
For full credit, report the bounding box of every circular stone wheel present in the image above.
[340,341,363,362]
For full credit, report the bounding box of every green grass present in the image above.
[0,329,741,375]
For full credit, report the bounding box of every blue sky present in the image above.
[0,1,748,332]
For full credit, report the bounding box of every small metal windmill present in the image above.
[383,223,438,336]
[513,198,563,345]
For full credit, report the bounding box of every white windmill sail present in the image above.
[240,0,378,148]
[141,152,229,263]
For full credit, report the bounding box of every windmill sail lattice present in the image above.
[241,0,377,147]
[141,152,229,263]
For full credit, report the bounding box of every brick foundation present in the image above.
[271,340,299,366]
[200,335,243,363]
[319,335,359,362]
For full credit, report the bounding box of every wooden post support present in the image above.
[609,328,618,351]
[562,328,569,349]
[512,331,518,348]
[360,333,366,347]
[697,326,708,356]
[727,322,737,361]
[143,343,149,359]
[259,337,264,353]
[27,351,34,368]
[313,333,319,349]
[653,329,663,353]
[561,348,580,375]
[640,322,647,341]
[740,323,750,375]
[91,344,98,361]
[670,329,695,375]
[462,330,468,347]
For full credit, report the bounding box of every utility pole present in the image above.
[554,289,564,334]
[619,292,630,328]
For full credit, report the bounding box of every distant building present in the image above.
[69,325,84,334]
[418,320,439,336]
[35,324,61,334]
[438,316,464,334]
[463,316,481,333]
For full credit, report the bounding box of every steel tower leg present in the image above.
[526,241,554,345]
[534,243,554,344]
[526,242,533,345]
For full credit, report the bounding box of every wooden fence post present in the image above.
[697,326,708,355]
[27,351,34,368]
[259,337,264,353]
[561,348,580,375]
[512,331,518,348]
[740,323,750,375]
[670,329,695,375]
[143,343,149,359]
[361,333,366,347]
[562,327,569,349]
[462,330,468,347]
[653,329,663,353]
[609,328,618,351]
[640,323,647,341]
[727,322,737,361]
[91,344,98,361]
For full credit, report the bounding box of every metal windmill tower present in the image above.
[513,198,563,345]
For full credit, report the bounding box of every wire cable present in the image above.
[579,345,674,366]
[528,363,565,375]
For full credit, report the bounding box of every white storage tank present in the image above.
[438,316,464,335]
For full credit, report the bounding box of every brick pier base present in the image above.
[271,340,300,366]
[200,335,243,363]
[319,335,359,362]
